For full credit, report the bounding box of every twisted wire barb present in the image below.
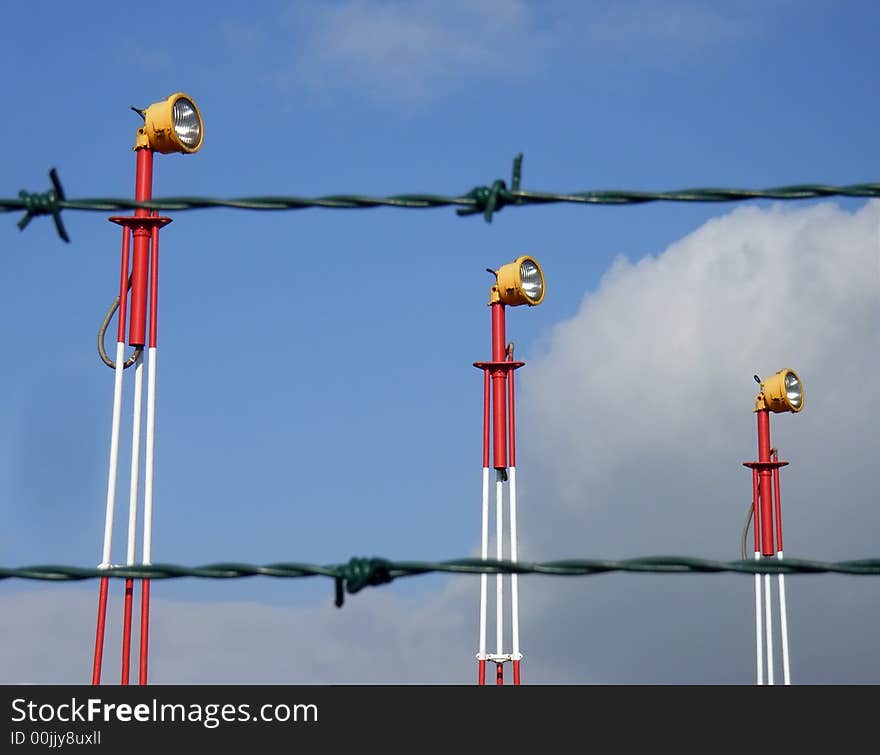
[5,159,880,241]
[3,556,879,607]
[13,168,69,242]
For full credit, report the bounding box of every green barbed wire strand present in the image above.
[7,184,880,214]
[6,160,880,241]
[4,556,880,605]
[7,557,880,584]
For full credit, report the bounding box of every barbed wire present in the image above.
[3,556,879,607]
[4,157,880,242]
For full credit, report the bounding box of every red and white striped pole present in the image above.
[474,301,524,685]
[121,342,143,684]
[94,146,170,685]
[92,224,131,685]
[478,369,490,686]
[744,409,792,685]
[139,212,162,685]
[507,348,521,686]
[93,146,153,685]
[751,465,763,686]
[91,93,199,684]
[758,409,775,685]
[120,147,153,684]
[772,449,792,685]
[492,303,505,687]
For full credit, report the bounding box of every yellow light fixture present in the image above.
[490,255,545,306]
[756,368,804,413]
[134,92,204,154]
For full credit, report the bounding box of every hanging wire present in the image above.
[741,503,754,560]
[97,274,142,369]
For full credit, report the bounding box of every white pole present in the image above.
[101,342,127,568]
[754,551,764,685]
[509,467,520,660]
[478,467,489,662]
[495,470,504,657]
[777,550,792,685]
[764,572,775,685]
[142,348,158,566]
[125,354,144,566]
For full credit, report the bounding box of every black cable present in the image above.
[741,502,753,560]
[97,275,142,369]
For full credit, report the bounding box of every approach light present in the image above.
[134,92,204,154]
[757,368,804,413]
[490,255,545,307]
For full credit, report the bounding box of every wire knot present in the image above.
[458,179,516,223]
[334,557,394,607]
[17,168,69,242]
[458,153,523,223]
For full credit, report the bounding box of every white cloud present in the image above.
[515,199,880,683]
[584,1,758,55]
[274,0,766,103]
[520,200,879,528]
[283,0,538,102]
[3,200,878,684]
[0,582,476,684]
[524,204,880,494]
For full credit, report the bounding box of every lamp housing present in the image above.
[756,368,804,413]
[134,92,204,154]
[490,255,545,307]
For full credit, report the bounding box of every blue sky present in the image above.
[1,1,878,683]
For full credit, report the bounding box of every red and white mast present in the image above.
[473,256,545,685]
[743,369,804,686]
[93,147,171,685]
[90,93,203,685]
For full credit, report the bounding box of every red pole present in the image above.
[478,368,490,687]
[752,468,760,554]
[92,225,132,686]
[756,410,775,556]
[474,304,524,686]
[772,449,784,553]
[139,581,151,684]
[508,355,521,687]
[507,352,516,469]
[491,303,506,688]
[482,369,491,470]
[148,215,159,350]
[121,580,134,684]
[128,148,153,348]
[138,213,161,686]
[116,226,132,345]
[119,149,153,684]
[91,578,110,685]
[490,304,507,469]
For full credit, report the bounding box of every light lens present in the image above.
[173,97,201,149]
[784,371,802,409]
[520,260,543,302]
